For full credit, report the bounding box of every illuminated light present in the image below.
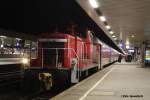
[112,35,116,38]
[0,35,7,38]
[106,25,111,29]
[109,31,114,34]
[100,16,106,22]
[16,38,22,40]
[119,43,123,48]
[114,38,117,40]
[126,45,130,49]
[16,42,19,46]
[88,30,91,33]
[26,44,30,45]
[126,40,129,45]
[0,44,4,48]
[131,35,135,38]
[102,44,106,48]
[128,49,134,52]
[7,44,11,46]
[22,58,29,64]
[89,0,99,8]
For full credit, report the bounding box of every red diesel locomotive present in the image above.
[22,31,118,90]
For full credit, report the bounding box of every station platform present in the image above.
[52,62,150,100]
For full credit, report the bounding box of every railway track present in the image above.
[0,84,69,100]
[0,64,22,90]
[0,64,69,100]
[0,64,98,100]
[21,80,73,100]
[22,90,53,100]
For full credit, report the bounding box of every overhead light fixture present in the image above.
[106,25,111,29]
[26,44,30,45]
[0,35,7,38]
[16,42,20,46]
[112,35,116,38]
[89,0,99,8]
[100,16,106,22]
[131,34,135,38]
[109,31,114,34]
[126,40,129,45]
[114,38,117,40]
[119,43,123,48]
[126,45,130,49]
[16,38,22,40]
[102,44,106,48]
[0,44,4,48]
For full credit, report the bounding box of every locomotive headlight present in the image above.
[22,58,29,64]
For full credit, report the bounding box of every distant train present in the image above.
[22,31,119,90]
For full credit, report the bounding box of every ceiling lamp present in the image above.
[119,43,123,48]
[126,45,130,49]
[106,25,111,29]
[0,44,4,48]
[16,38,22,40]
[0,35,7,38]
[89,0,99,8]
[131,34,135,38]
[109,31,114,34]
[112,35,116,38]
[114,38,117,40]
[100,16,106,22]
[126,40,129,45]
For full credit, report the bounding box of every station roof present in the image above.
[77,0,150,49]
[0,0,123,54]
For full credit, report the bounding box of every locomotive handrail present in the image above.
[40,47,80,80]
[39,48,79,58]
[40,48,79,66]
[39,48,79,56]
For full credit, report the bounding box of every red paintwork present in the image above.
[31,32,101,70]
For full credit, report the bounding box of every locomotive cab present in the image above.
[24,32,80,90]
[31,32,79,70]
[38,38,66,68]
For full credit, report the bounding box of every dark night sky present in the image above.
[0,0,93,34]
[0,0,123,53]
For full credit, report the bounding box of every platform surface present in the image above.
[52,62,150,100]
